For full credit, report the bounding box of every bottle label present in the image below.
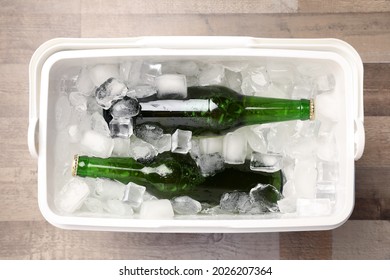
[140,99,217,112]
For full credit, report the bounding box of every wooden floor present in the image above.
[0,0,389,259]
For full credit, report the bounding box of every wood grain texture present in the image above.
[332,220,390,259]
[80,0,298,14]
[363,63,390,116]
[299,0,390,13]
[280,231,332,259]
[0,0,389,260]
[0,222,279,259]
[80,13,390,63]
[357,117,390,168]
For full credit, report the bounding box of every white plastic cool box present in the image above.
[29,37,365,232]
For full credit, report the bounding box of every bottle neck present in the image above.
[73,155,171,184]
[240,96,313,126]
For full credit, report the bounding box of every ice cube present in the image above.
[83,197,104,213]
[90,112,110,137]
[295,120,320,138]
[222,132,247,164]
[277,197,297,213]
[156,74,187,99]
[127,60,143,87]
[186,76,198,87]
[60,73,78,94]
[89,64,119,87]
[162,61,200,76]
[250,152,283,172]
[284,135,317,159]
[199,136,223,155]
[282,158,295,182]
[95,78,128,109]
[267,62,295,94]
[317,160,339,183]
[220,192,245,213]
[135,123,170,153]
[241,66,270,96]
[219,192,254,214]
[247,129,267,155]
[266,123,295,154]
[281,180,296,198]
[198,64,225,86]
[171,196,202,215]
[150,134,172,153]
[134,123,164,141]
[55,178,90,213]
[196,153,225,176]
[297,62,327,77]
[189,139,201,159]
[129,136,158,161]
[104,199,134,216]
[316,182,336,202]
[69,91,88,112]
[171,129,192,154]
[110,97,140,118]
[122,182,146,208]
[293,159,317,199]
[109,118,133,138]
[55,96,72,130]
[143,191,158,202]
[68,124,81,143]
[76,67,95,96]
[119,61,132,82]
[236,193,253,213]
[139,62,162,85]
[224,69,242,93]
[291,83,315,99]
[139,199,174,219]
[249,184,282,212]
[316,74,335,93]
[80,130,114,158]
[296,198,332,216]
[315,92,340,123]
[223,61,248,72]
[93,179,126,200]
[127,85,157,99]
[86,96,102,113]
[261,84,290,99]
[317,132,338,161]
[112,137,131,157]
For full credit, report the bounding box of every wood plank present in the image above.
[363,63,390,116]
[332,220,390,259]
[349,198,390,220]
[0,13,80,64]
[80,13,390,63]
[279,231,332,259]
[1,0,81,14]
[80,0,298,14]
[356,116,390,168]
[353,166,390,220]
[0,221,280,259]
[0,64,29,118]
[355,166,390,199]
[299,0,390,13]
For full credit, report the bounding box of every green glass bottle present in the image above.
[134,85,314,135]
[72,152,283,205]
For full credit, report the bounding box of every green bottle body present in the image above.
[73,153,283,204]
[133,85,313,135]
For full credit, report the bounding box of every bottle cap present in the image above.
[72,154,79,177]
[310,99,315,120]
